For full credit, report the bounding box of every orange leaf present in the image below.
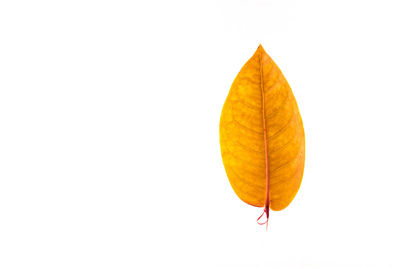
[219,45,305,225]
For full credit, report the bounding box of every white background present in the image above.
[1,0,400,266]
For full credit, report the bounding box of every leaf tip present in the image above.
[255,44,269,62]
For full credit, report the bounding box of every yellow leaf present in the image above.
[219,45,305,223]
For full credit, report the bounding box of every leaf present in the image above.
[219,45,305,224]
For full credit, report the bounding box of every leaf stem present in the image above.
[259,45,270,230]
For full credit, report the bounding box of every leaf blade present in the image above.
[219,45,305,212]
